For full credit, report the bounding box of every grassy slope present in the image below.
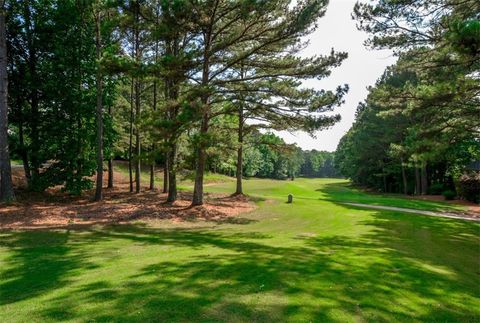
[0,178,479,322]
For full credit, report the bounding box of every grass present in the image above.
[1,177,479,322]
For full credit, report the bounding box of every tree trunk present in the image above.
[0,8,14,201]
[235,105,244,195]
[149,75,157,191]
[167,143,177,202]
[107,158,113,188]
[134,79,141,193]
[134,4,141,194]
[421,161,428,195]
[128,78,134,193]
[149,163,155,190]
[94,12,103,201]
[18,99,31,183]
[415,165,421,196]
[24,2,40,186]
[107,104,113,188]
[383,173,387,193]
[192,114,209,206]
[400,158,408,195]
[192,28,212,206]
[163,154,169,193]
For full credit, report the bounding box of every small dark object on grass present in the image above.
[287,194,293,203]
[442,190,456,200]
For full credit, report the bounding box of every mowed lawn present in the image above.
[0,178,479,322]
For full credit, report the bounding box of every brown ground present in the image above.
[0,167,256,230]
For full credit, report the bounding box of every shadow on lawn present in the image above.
[0,209,479,321]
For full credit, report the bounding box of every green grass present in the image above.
[1,178,479,322]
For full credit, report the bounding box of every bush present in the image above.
[458,172,480,203]
[427,183,445,195]
[442,190,456,200]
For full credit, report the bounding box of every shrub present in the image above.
[442,190,456,200]
[427,183,445,195]
[458,172,480,203]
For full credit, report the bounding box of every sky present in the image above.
[275,0,397,152]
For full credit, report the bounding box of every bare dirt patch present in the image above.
[0,168,256,230]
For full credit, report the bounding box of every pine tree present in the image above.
[0,0,14,202]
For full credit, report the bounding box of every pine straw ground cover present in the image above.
[1,167,254,229]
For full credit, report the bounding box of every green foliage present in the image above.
[6,0,118,194]
[458,172,480,203]
[442,190,457,201]
[339,0,480,195]
[428,183,446,195]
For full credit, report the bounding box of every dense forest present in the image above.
[0,0,346,203]
[336,0,480,202]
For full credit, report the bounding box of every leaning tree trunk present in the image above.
[0,7,14,202]
[94,12,104,201]
[235,105,244,195]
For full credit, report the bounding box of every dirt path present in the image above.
[341,202,480,222]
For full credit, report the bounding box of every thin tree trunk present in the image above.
[149,81,157,190]
[128,78,134,193]
[134,2,141,194]
[383,173,387,193]
[94,12,103,201]
[107,105,113,188]
[134,80,141,193]
[107,158,113,188]
[0,7,14,201]
[167,143,177,202]
[18,97,31,183]
[421,161,428,195]
[163,154,169,193]
[400,158,408,195]
[235,105,244,195]
[24,2,40,184]
[415,165,421,196]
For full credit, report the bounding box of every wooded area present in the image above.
[0,0,346,204]
[335,0,479,203]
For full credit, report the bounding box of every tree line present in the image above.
[0,0,347,203]
[192,130,339,180]
[336,0,479,202]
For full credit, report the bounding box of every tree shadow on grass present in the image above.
[0,230,100,305]
[0,211,479,321]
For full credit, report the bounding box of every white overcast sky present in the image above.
[276,0,397,152]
